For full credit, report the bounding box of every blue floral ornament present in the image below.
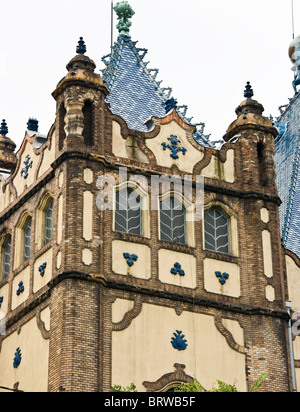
[171,330,188,351]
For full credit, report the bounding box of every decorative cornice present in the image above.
[1,269,290,343]
[47,271,290,322]
[0,146,282,227]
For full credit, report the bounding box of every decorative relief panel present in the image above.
[145,120,204,173]
[33,248,53,294]
[158,249,196,289]
[0,284,9,315]
[204,258,240,298]
[112,240,151,279]
[11,266,30,310]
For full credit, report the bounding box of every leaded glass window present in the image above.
[45,198,54,245]
[204,208,229,253]
[23,217,32,262]
[160,197,186,244]
[115,188,142,235]
[2,235,11,279]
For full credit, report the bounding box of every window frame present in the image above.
[14,212,33,269]
[113,182,150,238]
[158,191,195,247]
[23,217,32,262]
[204,207,230,254]
[0,233,12,280]
[159,195,187,245]
[44,198,54,246]
[203,201,239,256]
[36,194,54,250]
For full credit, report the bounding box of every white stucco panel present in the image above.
[112,303,246,392]
[146,121,203,173]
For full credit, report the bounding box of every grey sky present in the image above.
[0,0,298,148]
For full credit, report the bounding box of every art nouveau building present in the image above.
[0,4,300,392]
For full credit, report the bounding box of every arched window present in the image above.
[160,196,186,244]
[44,198,54,245]
[58,103,66,150]
[23,217,32,262]
[204,208,230,253]
[82,100,94,146]
[36,194,54,249]
[1,234,12,279]
[115,187,142,236]
[14,212,33,268]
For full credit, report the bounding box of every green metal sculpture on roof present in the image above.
[114,1,135,37]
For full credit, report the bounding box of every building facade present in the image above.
[0,3,300,392]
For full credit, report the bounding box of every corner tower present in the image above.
[221,84,292,390]
[52,38,109,153]
[0,120,17,174]
[224,82,278,191]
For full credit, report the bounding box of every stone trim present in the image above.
[112,295,143,331]
[214,316,245,354]
[143,363,194,392]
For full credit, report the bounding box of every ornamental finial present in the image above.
[244,81,254,99]
[27,118,39,132]
[114,1,135,37]
[164,97,178,113]
[76,37,87,55]
[0,119,8,137]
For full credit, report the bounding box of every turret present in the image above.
[52,37,109,151]
[223,83,278,190]
[0,119,17,173]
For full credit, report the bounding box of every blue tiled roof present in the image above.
[101,35,213,148]
[275,93,300,258]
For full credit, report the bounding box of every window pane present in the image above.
[23,218,32,262]
[204,208,229,253]
[2,235,11,279]
[160,197,186,244]
[115,188,142,235]
[45,198,54,245]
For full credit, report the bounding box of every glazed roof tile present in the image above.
[101,35,213,148]
[275,92,300,258]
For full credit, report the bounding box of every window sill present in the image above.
[12,259,31,278]
[0,275,9,289]
[114,231,150,245]
[204,249,239,263]
[35,241,53,259]
[158,240,196,253]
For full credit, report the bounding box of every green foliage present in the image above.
[174,379,238,393]
[175,373,268,393]
[112,372,268,393]
[208,380,239,393]
[111,383,137,392]
[249,372,269,393]
[174,379,205,393]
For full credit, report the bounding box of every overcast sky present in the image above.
[0,0,299,148]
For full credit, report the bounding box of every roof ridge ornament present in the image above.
[114,1,135,37]
[0,119,8,137]
[27,118,39,132]
[76,37,87,55]
[244,81,254,99]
